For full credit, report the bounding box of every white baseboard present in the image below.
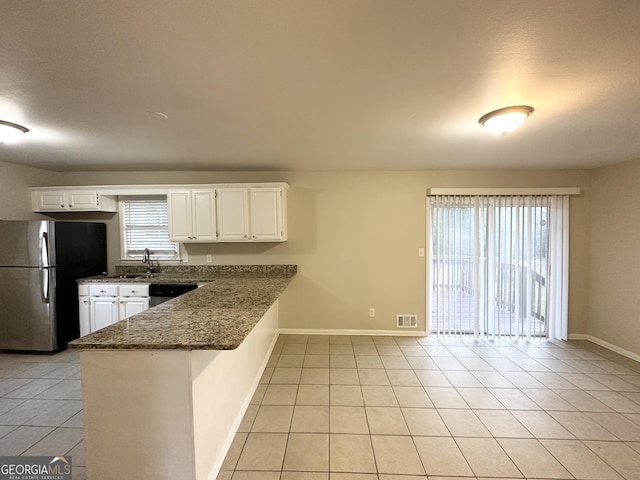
[567,333,590,340]
[278,328,427,337]
[568,333,640,363]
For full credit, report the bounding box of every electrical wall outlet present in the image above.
[418,247,425,257]
[206,254,212,263]
[368,308,375,317]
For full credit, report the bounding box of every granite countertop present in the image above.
[69,265,296,351]
[79,264,297,284]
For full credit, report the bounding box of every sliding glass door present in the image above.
[428,195,569,340]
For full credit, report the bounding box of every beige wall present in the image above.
[589,158,640,355]
[0,160,62,220]
[59,168,591,335]
[10,160,640,351]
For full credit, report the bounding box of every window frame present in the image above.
[118,195,182,263]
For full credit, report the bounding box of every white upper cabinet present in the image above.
[167,190,192,242]
[216,188,250,241]
[37,191,67,211]
[32,190,117,212]
[217,186,287,242]
[250,187,287,241]
[30,182,288,243]
[192,190,217,240]
[167,189,216,242]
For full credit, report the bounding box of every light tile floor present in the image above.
[2,336,640,480]
[0,348,85,479]
[218,335,640,480]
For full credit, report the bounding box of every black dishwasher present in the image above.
[149,283,198,307]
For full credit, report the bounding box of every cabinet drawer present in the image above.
[78,284,90,296]
[89,284,118,297]
[118,284,150,297]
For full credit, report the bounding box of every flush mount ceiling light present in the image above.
[479,105,534,135]
[0,120,30,144]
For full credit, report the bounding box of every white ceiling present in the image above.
[1,0,640,172]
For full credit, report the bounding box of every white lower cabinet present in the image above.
[78,295,91,337]
[118,285,150,323]
[90,296,119,331]
[80,283,150,335]
[119,297,150,320]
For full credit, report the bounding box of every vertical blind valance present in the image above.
[427,194,570,340]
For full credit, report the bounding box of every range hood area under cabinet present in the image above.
[30,183,288,243]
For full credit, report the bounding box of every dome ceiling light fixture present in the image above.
[479,105,534,136]
[0,120,30,144]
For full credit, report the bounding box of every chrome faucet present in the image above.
[142,248,158,274]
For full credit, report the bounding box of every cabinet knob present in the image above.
[60,204,65,208]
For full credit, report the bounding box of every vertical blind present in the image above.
[121,196,178,259]
[428,195,569,340]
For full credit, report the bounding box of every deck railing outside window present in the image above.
[428,194,569,340]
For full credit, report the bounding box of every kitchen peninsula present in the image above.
[70,265,296,480]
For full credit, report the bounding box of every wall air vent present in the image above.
[397,314,418,328]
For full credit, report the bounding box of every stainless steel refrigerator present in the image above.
[0,220,107,351]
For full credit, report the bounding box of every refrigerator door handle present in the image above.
[41,232,50,268]
[42,267,50,303]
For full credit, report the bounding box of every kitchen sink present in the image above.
[103,273,156,279]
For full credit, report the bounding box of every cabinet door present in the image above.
[250,187,284,241]
[217,188,250,241]
[38,192,68,211]
[119,297,150,320]
[78,296,91,337]
[191,190,217,241]
[68,191,99,210]
[168,190,193,242]
[90,297,119,331]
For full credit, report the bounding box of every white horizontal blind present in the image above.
[121,196,178,259]
[428,194,569,340]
